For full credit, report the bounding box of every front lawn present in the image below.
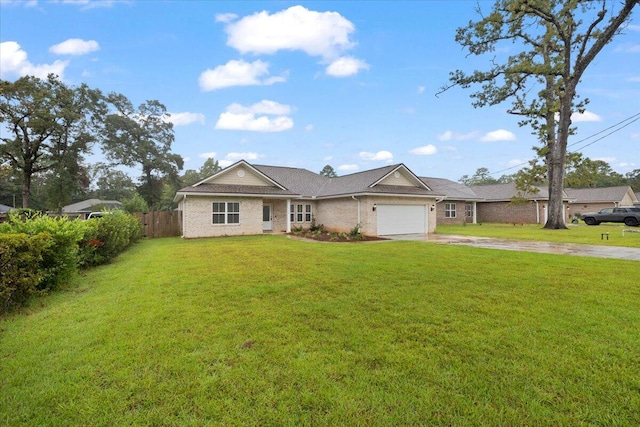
[1,236,639,425]
[437,223,640,247]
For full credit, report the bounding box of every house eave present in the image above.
[316,191,442,200]
[174,191,300,201]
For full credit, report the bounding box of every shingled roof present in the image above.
[565,186,637,204]
[420,177,482,200]
[470,182,555,201]
[176,161,441,200]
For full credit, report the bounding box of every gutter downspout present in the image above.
[182,195,187,238]
[352,195,360,225]
[473,201,477,224]
[286,199,291,233]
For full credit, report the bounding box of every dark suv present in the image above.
[580,207,640,226]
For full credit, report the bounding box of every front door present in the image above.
[262,204,272,231]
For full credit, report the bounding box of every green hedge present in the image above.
[0,233,52,314]
[0,211,141,313]
[0,212,85,291]
[78,210,141,267]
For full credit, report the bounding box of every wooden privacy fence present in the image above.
[133,211,181,238]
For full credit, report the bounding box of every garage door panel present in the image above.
[377,205,426,235]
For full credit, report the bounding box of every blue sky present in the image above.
[1,0,639,182]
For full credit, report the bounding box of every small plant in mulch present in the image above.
[291,224,387,243]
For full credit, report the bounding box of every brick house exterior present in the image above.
[566,186,639,220]
[174,161,442,239]
[420,177,483,225]
[470,183,571,225]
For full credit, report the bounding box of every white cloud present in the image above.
[571,110,602,122]
[227,100,292,115]
[409,145,437,156]
[437,130,479,142]
[225,5,355,58]
[199,59,286,91]
[359,150,393,162]
[325,56,368,77]
[630,133,640,140]
[615,42,640,53]
[305,124,314,131]
[199,152,217,159]
[215,13,238,23]
[167,112,205,126]
[0,41,68,79]
[62,0,120,10]
[226,152,259,161]
[222,5,367,77]
[480,129,517,142]
[215,100,294,132]
[338,164,359,172]
[49,38,100,55]
[218,160,234,168]
[417,86,426,94]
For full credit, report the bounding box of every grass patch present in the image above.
[2,236,639,425]
[437,223,640,247]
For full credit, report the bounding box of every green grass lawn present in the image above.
[437,222,640,247]
[1,236,639,426]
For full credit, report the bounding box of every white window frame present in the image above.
[212,201,240,225]
[305,204,312,222]
[465,203,473,218]
[445,203,456,218]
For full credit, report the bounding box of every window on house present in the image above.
[305,204,312,222]
[290,203,295,222]
[212,201,240,224]
[445,203,456,218]
[297,204,303,222]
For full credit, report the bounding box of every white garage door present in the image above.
[377,205,427,235]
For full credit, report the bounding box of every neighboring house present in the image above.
[173,160,444,238]
[565,186,639,218]
[61,199,123,219]
[636,192,640,207]
[420,177,483,224]
[470,183,571,225]
[0,203,14,214]
[0,203,14,221]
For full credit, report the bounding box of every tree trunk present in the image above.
[21,166,31,209]
[544,87,574,230]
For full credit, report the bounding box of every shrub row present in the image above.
[0,211,141,314]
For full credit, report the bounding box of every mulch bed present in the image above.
[291,230,388,243]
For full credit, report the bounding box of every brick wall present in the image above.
[477,201,541,224]
[436,200,473,225]
[181,196,263,238]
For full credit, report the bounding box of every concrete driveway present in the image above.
[383,234,640,261]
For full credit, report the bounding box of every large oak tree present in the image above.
[102,94,183,209]
[442,0,638,228]
[0,75,105,209]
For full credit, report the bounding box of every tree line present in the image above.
[0,74,220,213]
[460,154,640,190]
